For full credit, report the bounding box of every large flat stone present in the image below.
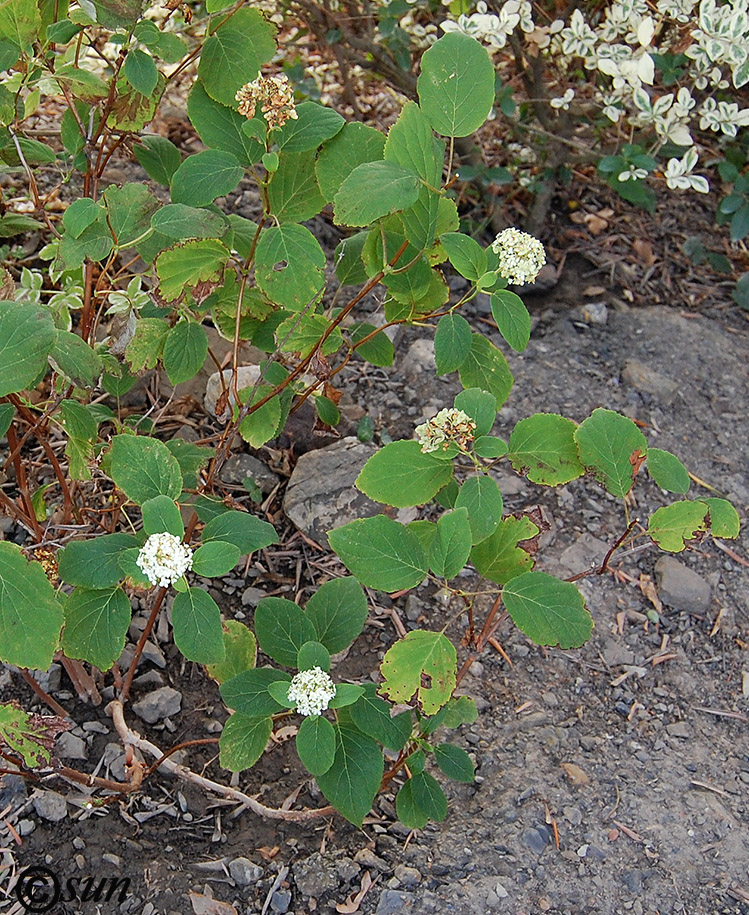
[655,555,711,613]
[283,437,381,547]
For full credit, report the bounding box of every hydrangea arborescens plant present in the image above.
[0,5,741,835]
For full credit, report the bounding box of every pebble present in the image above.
[229,856,262,886]
[394,864,421,887]
[102,853,123,868]
[621,360,679,403]
[520,826,551,855]
[132,686,182,724]
[220,453,279,494]
[269,888,291,913]
[205,365,261,419]
[655,556,711,613]
[376,889,416,914]
[293,853,339,896]
[33,790,67,822]
[0,773,27,807]
[55,731,88,760]
[666,721,691,739]
[354,848,390,873]
[17,818,35,835]
[241,587,266,607]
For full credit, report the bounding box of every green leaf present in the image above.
[305,577,368,654]
[205,620,256,683]
[473,435,507,458]
[647,500,709,552]
[134,135,182,186]
[401,186,440,250]
[63,198,101,237]
[350,685,412,751]
[49,331,103,386]
[356,440,454,508]
[434,313,472,374]
[453,387,496,437]
[574,408,648,498]
[0,301,56,396]
[163,322,208,386]
[430,508,471,580]
[329,516,428,592]
[201,509,277,555]
[268,150,326,223]
[470,515,538,585]
[441,233,488,281]
[187,80,262,166]
[254,597,316,666]
[57,533,138,589]
[62,586,131,671]
[104,183,160,249]
[156,239,230,303]
[238,388,282,449]
[702,497,740,538]
[220,667,290,716]
[151,204,228,240]
[350,323,394,367]
[316,122,386,202]
[0,702,56,769]
[396,778,429,829]
[440,694,478,729]
[58,220,113,270]
[276,312,343,358]
[0,543,64,670]
[171,149,243,208]
[411,771,448,821]
[124,48,158,96]
[172,587,225,664]
[255,224,325,311]
[197,8,276,108]
[407,519,438,554]
[141,495,183,538]
[417,32,494,137]
[109,434,183,504]
[297,640,330,672]
[0,403,14,438]
[267,679,293,706]
[125,318,169,372]
[316,724,383,827]
[296,714,336,776]
[454,474,503,544]
[380,630,457,714]
[458,333,514,409]
[334,232,369,286]
[219,713,272,771]
[329,683,365,708]
[333,161,422,228]
[646,448,689,494]
[503,571,593,648]
[384,101,443,185]
[507,413,584,486]
[491,289,531,352]
[0,0,39,48]
[277,101,345,152]
[192,541,240,577]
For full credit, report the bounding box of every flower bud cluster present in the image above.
[235,73,298,128]
[136,532,193,588]
[415,408,477,454]
[491,228,546,286]
[288,667,337,717]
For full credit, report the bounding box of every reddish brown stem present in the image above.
[118,587,167,703]
[18,670,70,719]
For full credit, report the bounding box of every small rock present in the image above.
[376,889,416,915]
[17,818,35,835]
[393,865,421,888]
[622,869,644,894]
[622,360,679,403]
[55,731,88,760]
[293,853,339,896]
[655,556,711,613]
[241,587,265,608]
[283,438,380,547]
[205,365,261,420]
[270,888,291,913]
[31,663,62,694]
[102,853,123,868]
[400,339,435,381]
[33,790,67,822]
[0,773,27,808]
[666,721,691,739]
[581,301,608,325]
[228,857,262,886]
[521,826,551,855]
[132,686,182,724]
[559,533,609,576]
[354,848,390,873]
[219,454,279,494]
[141,640,167,668]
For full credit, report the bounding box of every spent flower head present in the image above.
[235,73,298,128]
[287,667,337,717]
[491,228,546,286]
[136,532,193,588]
[415,408,477,454]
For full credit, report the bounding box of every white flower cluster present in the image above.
[433,0,749,197]
[136,532,193,588]
[415,408,477,454]
[235,74,298,128]
[491,228,546,286]
[287,667,337,717]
